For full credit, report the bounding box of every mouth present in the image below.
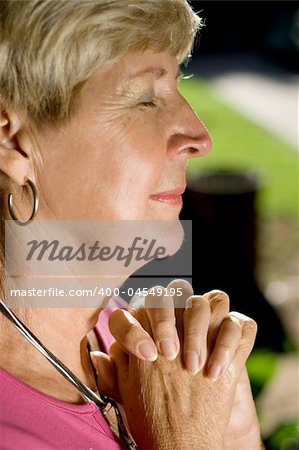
[149,187,185,206]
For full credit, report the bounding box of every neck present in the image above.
[0,304,103,404]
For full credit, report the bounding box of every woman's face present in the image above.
[34,50,211,221]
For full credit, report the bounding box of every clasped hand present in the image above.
[91,280,262,450]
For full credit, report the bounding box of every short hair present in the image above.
[0,0,202,127]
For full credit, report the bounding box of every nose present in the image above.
[167,95,212,159]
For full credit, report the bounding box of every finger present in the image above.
[183,295,211,374]
[232,312,258,372]
[108,340,130,378]
[167,279,194,309]
[207,313,243,382]
[203,290,230,353]
[108,309,158,362]
[90,351,121,403]
[145,286,179,360]
[209,312,258,384]
[167,279,194,343]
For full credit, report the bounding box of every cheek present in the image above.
[39,110,167,220]
[102,143,165,219]
[93,112,166,204]
[121,112,166,179]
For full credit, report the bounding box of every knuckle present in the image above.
[229,313,258,341]
[229,312,257,332]
[155,314,175,324]
[227,314,243,330]
[243,318,258,334]
[215,342,232,352]
[152,316,176,328]
[207,289,229,302]
[187,329,204,339]
[119,322,140,341]
[185,295,209,309]
[208,290,230,311]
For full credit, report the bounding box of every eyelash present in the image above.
[140,100,157,108]
[137,71,193,109]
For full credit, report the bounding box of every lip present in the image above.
[149,187,186,206]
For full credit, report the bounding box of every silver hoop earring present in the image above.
[8,178,39,226]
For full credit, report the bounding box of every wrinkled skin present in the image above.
[106,304,261,450]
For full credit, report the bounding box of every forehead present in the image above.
[84,50,178,94]
[121,50,178,80]
[69,50,179,120]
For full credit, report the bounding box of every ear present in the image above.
[0,108,34,186]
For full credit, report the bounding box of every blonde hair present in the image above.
[0,0,202,127]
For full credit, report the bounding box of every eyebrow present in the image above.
[126,67,181,82]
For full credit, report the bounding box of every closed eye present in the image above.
[140,100,157,108]
[138,90,157,108]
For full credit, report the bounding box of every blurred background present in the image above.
[179,1,298,448]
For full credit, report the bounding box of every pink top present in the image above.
[0,297,127,449]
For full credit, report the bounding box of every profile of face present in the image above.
[32,50,211,222]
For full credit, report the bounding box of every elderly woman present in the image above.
[0,1,263,449]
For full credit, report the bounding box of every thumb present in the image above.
[90,351,122,403]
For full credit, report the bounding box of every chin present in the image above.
[147,202,183,221]
[118,216,184,277]
[144,204,184,253]
[142,217,184,257]
[160,219,184,257]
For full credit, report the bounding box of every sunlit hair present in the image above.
[0,0,202,127]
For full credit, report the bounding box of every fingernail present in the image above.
[159,339,177,360]
[208,363,222,382]
[137,341,158,361]
[89,352,99,367]
[185,351,200,375]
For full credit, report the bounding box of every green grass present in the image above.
[179,77,298,219]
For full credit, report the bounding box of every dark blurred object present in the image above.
[190,1,299,72]
[180,170,286,351]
